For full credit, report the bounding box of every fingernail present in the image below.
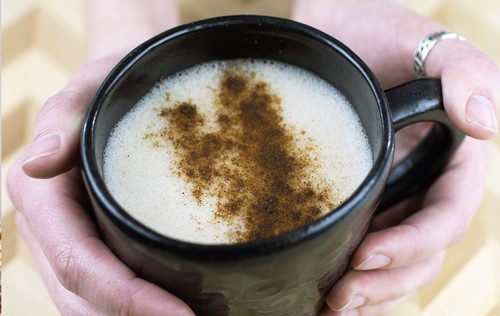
[341,310,360,316]
[332,294,367,312]
[354,253,391,270]
[22,131,61,166]
[466,95,498,133]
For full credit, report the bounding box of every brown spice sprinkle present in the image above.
[149,64,338,243]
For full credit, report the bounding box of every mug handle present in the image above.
[377,78,465,211]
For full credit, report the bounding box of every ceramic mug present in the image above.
[81,16,464,315]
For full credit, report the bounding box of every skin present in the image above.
[293,1,499,315]
[7,0,500,315]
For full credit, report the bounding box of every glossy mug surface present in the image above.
[81,16,463,315]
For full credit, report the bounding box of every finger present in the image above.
[16,212,102,316]
[351,137,490,271]
[49,230,194,316]
[8,161,194,316]
[321,292,418,316]
[351,292,418,316]
[324,252,445,314]
[21,56,120,179]
[426,38,500,139]
[369,191,425,232]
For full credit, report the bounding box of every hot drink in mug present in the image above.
[81,16,463,315]
[103,59,373,245]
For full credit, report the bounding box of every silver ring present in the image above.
[413,31,466,77]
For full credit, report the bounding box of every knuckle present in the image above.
[116,286,135,316]
[50,238,135,316]
[465,51,500,80]
[476,53,498,71]
[349,272,373,293]
[105,278,137,316]
[50,241,82,296]
[448,212,469,247]
[36,89,82,126]
[428,252,446,278]
[336,269,371,295]
[419,252,446,288]
[6,161,25,209]
[38,94,65,120]
[357,232,380,252]
[58,300,101,316]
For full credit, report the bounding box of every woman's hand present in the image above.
[322,137,491,316]
[293,0,499,315]
[6,1,195,315]
[7,56,195,316]
[9,0,499,314]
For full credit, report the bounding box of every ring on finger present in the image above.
[413,31,466,78]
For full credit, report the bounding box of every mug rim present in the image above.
[81,15,393,261]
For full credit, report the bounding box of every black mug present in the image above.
[81,16,464,315]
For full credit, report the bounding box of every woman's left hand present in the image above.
[293,0,500,314]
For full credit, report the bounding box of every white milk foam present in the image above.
[103,59,373,244]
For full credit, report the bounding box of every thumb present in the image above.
[425,37,500,139]
[22,56,120,178]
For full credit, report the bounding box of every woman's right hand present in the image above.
[7,56,195,316]
[7,1,195,314]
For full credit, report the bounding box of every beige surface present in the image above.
[2,0,500,315]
